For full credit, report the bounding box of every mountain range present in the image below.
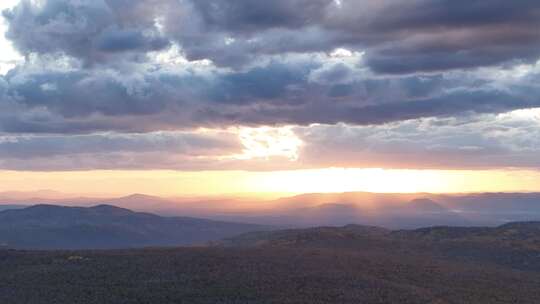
[2,191,540,228]
[0,204,271,249]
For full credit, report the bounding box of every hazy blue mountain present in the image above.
[254,192,540,228]
[0,205,27,212]
[0,204,271,249]
[402,198,447,213]
[439,193,540,213]
[2,191,540,229]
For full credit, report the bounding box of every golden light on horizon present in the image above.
[1,168,540,198]
[244,168,540,194]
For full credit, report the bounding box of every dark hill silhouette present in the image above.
[0,204,271,249]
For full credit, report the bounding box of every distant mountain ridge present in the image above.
[0,204,272,249]
[2,191,540,229]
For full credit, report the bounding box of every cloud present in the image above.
[2,109,540,171]
[5,0,540,72]
[2,0,540,171]
[172,0,540,72]
[0,130,244,170]
[2,54,540,134]
[295,109,540,169]
[3,0,170,65]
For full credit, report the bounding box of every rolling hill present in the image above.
[221,221,540,272]
[3,221,540,303]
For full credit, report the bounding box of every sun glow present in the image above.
[245,168,540,195]
[1,168,540,198]
[234,126,302,160]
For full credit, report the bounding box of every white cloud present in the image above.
[294,108,540,169]
[233,126,303,161]
[0,0,23,75]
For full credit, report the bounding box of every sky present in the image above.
[1,0,540,196]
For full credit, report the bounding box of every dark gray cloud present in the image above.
[5,68,169,117]
[192,0,331,32]
[2,56,540,134]
[3,0,170,65]
[168,0,540,72]
[95,28,169,53]
[6,0,540,72]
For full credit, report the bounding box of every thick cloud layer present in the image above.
[2,0,540,133]
[2,109,540,170]
[1,0,540,171]
[2,54,540,133]
[0,130,245,170]
[7,0,540,71]
[3,0,169,65]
